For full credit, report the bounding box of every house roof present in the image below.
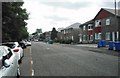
[79,19,94,27]
[94,8,120,20]
[103,8,120,16]
[65,23,81,29]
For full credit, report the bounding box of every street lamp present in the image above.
[114,0,119,41]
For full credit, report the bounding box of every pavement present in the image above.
[54,43,120,57]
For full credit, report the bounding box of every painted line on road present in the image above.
[29,46,35,76]
[31,60,33,65]
[32,69,34,76]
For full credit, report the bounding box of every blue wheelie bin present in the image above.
[101,40,106,47]
[108,41,114,50]
[114,42,120,51]
[97,40,102,48]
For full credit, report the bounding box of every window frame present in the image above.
[106,32,110,40]
[95,20,101,27]
[106,18,110,25]
[83,25,86,30]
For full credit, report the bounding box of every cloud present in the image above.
[99,2,115,9]
[41,1,93,10]
[45,15,69,21]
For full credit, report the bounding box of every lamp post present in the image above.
[114,0,119,41]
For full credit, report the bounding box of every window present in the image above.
[95,33,98,40]
[116,31,119,41]
[66,30,68,33]
[83,35,86,41]
[95,20,101,27]
[106,32,110,40]
[72,36,74,40]
[64,30,65,34]
[83,25,86,30]
[95,33,101,40]
[106,19,110,25]
[90,35,93,41]
[88,24,93,30]
[98,33,101,39]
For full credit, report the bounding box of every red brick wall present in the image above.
[88,30,93,35]
[95,9,110,20]
[94,27,101,33]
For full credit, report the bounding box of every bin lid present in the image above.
[114,42,120,43]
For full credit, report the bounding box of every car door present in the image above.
[2,47,18,77]
[0,47,4,78]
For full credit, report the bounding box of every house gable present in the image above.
[94,8,113,20]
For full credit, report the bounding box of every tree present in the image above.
[51,27,58,40]
[2,2,29,42]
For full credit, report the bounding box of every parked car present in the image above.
[19,41,27,49]
[48,40,53,44]
[26,41,31,46]
[0,46,20,77]
[2,42,24,64]
[20,40,31,46]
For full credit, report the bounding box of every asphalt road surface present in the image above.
[20,42,119,76]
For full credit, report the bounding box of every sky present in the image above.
[23,0,120,34]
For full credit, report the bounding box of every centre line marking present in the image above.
[31,60,33,65]
[32,69,34,76]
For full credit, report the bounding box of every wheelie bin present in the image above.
[108,41,114,50]
[97,40,102,48]
[101,40,106,47]
[114,42,120,51]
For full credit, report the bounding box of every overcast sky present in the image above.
[23,0,119,34]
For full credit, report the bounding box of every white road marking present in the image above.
[47,48,50,50]
[31,60,33,65]
[32,69,34,76]
[29,47,35,76]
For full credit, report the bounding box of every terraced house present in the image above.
[94,8,120,43]
[79,8,120,44]
[60,23,81,43]
[79,19,94,43]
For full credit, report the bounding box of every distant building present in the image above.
[57,27,64,32]
[79,19,94,43]
[44,31,51,41]
[60,23,81,43]
[57,27,64,41]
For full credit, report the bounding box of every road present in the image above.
[20,42,118,76]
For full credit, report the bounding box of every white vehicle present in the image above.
[2,42,24,64]
[21,40,31,46]
[0,46,20,77]
[26,41,31,46]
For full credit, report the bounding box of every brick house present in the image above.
[79,19,94,43]
[57,28,64,41]
[60,23,81,43]
[93,8,120,43]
